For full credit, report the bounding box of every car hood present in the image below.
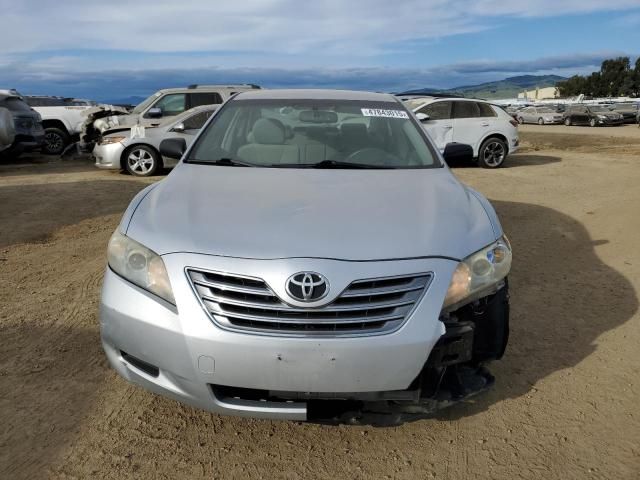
[126,164,497,261]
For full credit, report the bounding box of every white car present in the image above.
[403,97,519,168]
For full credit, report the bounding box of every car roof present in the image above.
[402,96,491,110]
[234,89,399,102]
[156,85,259,95]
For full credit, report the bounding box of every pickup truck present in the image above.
[25,96,103,155]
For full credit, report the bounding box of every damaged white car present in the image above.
[93,105,216,176]
[81,84,260,151]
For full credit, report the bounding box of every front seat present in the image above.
[238,118,299,165]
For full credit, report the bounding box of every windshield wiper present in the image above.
[206,158,258,167]
[270,160,394,169]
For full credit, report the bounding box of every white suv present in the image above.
[403,97,519,168]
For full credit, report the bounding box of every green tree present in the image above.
[555,56,639,97]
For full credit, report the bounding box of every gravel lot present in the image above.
[1,125,639,479]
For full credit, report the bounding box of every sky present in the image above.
[1,0,639,101]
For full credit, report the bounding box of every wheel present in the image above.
[42,127,70,155]
[537,117,544,125]
[564,117,571,126]
[517,116,524,125]
[123,145,161,177]
[478,137,507,169]
[589,118,597,127]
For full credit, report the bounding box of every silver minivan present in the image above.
[100,89,512,422]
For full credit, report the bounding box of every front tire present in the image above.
[517,116,524,125]
[589,118,597,127]
[43,128,70,155]
[123,145,161,177]
[478,137,507,169]
[537,117,544,125]
[564,117,571,126]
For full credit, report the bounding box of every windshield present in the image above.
[131,92,162,114]
[3,97,32,112]
[187,99,439,169]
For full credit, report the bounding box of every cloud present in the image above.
[1,52,630,100]
[0,0,638,56]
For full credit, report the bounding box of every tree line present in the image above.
[556,57,640,98]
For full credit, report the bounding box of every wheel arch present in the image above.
[476,133,509,158]
[41,119,70,135]
[120,142,162,170]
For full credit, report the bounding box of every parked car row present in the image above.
[509,102,637,126]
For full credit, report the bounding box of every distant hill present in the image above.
[446,75,566,99]
[102,96,145,107]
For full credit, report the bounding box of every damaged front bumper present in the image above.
[79,105,131,153]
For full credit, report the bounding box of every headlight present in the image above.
[597,115,606,120]
[107,230,175,305]
[99,136,126,145]
[442,236,512,311]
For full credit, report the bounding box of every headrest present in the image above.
[252,118,285,145]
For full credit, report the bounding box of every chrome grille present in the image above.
[187,269,432,337]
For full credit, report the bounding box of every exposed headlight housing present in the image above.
[99,135,126,145]
[107,230,175,305]
[442,236,512,312]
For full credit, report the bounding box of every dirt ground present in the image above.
[1,125,639,479]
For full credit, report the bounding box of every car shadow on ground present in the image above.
[311,199,637,426]
[446,153,561,169]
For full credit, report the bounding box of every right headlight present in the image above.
[107,230,175,305]
[442,236,512,312]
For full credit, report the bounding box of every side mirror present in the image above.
[416,112,430,122]
[160,137,187,160]
[172,122,185,133]
[147,107,163,119]
[443,142,473,163]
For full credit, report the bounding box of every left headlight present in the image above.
[442,236,512,312]
[107,230,175,305]
[99,135,126,145]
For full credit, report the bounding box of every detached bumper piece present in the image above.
[213,282,509,425]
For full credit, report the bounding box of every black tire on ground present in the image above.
[43,127,70,155]
[564,117,571,126]
[478,137,507,169]
[538,117,544,125]
[589,118,597,127]
[123,145,161,177]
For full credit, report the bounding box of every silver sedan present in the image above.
[517,106,563,125]
[92,105,216,176]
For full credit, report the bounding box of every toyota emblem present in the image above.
[286,272,329,302]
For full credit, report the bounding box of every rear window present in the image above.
[478,103,497,117]
[190,92,223,108]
